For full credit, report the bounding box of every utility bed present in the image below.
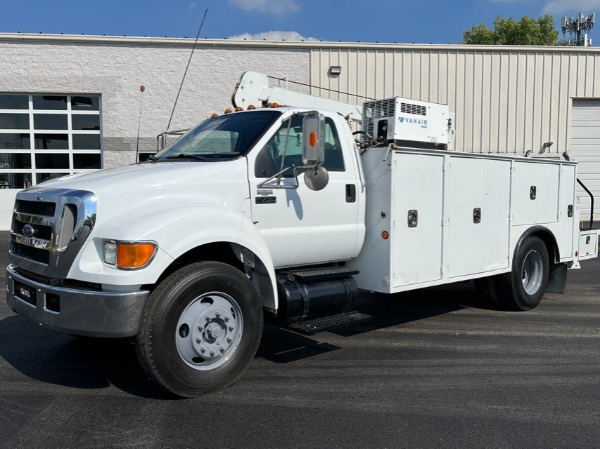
[349,146,597,294]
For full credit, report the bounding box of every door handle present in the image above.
[346,184,356,203]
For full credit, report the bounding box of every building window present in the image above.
[0,94,102,189]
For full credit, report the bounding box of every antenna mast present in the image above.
[135,84,146,162]
[166,9,208,131]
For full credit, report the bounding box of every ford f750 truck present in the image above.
[6,71,599,397]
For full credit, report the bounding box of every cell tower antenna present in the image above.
[562,12,595,46]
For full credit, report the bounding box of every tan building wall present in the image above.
[310,43,600,156]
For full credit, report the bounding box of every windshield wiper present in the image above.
[164,153,211,161]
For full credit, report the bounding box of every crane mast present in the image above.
[232,71,363,123]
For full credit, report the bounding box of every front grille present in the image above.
[10,240,50,265]
[15,199,56,216]
[12,220,53,240]
[9,189,97,278]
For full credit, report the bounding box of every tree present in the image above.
[462,15,559,45]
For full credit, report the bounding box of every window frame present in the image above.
[0,94,102,189]
[254,115,345,179]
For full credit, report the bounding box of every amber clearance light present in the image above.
[104,241,157,269]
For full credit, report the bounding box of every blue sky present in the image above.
[1,0,598,44]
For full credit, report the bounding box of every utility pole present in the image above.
[562,12,595,46]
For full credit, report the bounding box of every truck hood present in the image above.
[30,160,245,194]
[24,159,251,236]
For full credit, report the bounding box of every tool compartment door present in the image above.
[390,152,444,287]
[578,230,599,261]
[512,162,560,225]
[444,156,511,278]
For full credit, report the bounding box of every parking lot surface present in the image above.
[1,231,599,448]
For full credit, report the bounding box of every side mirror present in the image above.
[302,112,325,165]
[304,165,329,191]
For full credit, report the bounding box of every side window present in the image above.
[255,116,345,178]
[323,118,345,172]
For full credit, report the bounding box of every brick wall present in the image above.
[0,36,310,168]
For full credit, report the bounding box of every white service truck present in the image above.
[6,71,599,397]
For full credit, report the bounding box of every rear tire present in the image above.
[498,236,549,311]
[136,261,263,397]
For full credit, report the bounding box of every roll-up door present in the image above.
[571,99,600,224]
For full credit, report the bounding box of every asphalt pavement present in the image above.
[1,230,599,449]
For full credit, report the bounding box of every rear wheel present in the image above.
[136,261,263,397]
[499,236,549,311]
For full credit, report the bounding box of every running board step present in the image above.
[287,311,372,335]
[283,267,359,284]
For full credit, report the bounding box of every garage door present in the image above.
[571,99,600,225]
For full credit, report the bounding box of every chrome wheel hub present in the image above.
[522,250,543,296]
[176,292,243,370]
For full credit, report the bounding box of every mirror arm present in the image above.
[257,165,307,190]
[276,117,294,185]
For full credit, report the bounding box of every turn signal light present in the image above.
[224,108,232,114]
[235,106,243,112]
[104,240,157,269]
[381,231,390,240]
[117,242,156,269]
[247,105,256,110]
[211,113,218,118]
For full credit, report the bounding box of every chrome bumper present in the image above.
[5,265,149,338]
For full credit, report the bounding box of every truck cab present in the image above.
[5,103,366,397]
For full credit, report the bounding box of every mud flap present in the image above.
[546,263,567,294]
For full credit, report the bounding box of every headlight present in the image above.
[103,240,157,269]
[103,241,118,265]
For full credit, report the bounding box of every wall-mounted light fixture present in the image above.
[329,66,342,76]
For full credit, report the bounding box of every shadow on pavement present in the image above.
[256,280,490,362]
[0,314,171,399]
[1,281,487,397]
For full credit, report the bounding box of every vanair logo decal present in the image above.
[398,116,428,129]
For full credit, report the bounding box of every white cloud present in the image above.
[543,0,600,14]
[230,0,300,16]
[228,30,319,41]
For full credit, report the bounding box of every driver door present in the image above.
[248,113,362,268]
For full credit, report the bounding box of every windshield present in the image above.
[152,110,282,161]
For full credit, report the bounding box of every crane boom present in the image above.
[232,71,362,122]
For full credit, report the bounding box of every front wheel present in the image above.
[136,261,263,397]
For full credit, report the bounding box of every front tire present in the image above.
[136,261,263,397]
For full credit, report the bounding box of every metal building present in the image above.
[0,33,598,229]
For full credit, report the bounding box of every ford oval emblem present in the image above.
[22,224,35,238]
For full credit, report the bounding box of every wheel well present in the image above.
[529,229,559,264]
[152,242,276,311]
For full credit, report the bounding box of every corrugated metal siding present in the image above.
[311,46,600,155]
[571,99,600,221]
